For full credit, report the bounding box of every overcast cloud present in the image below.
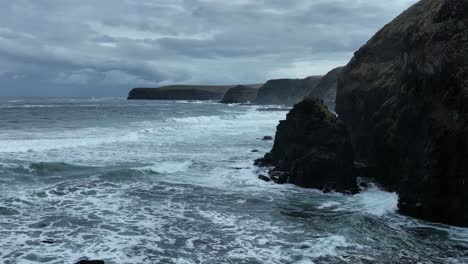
[0,0,418,97]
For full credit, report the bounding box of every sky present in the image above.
[0,0,418,97]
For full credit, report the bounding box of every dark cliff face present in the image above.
[336,0,468,226]
[221,85,259,103]
[308,67,344,111]
[252,76,322,105]
[128,85,233,100]
[256,97,357,193]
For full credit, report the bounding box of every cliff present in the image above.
[255,97,357,193]
[308,67,344,111]
[128,85,233,100]
[252,76,322,105]
[221,85,259,103]
[336,0,468,226]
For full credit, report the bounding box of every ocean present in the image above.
[0,98,466,263]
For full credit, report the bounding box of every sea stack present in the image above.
[256,97,357,193]
[336,0,468,226]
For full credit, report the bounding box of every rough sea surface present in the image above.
[0,98,467,264]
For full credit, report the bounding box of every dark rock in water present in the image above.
[258,175,272,182]
[75,260,105,264]
[268,170,289,184]
[40,239,57,244]
[336,0,468,226]
[256,97,357,193]
[252,76,322,105]
[0,207,20,215]
[251,149,259,153]
[262,136,273,141]
[221,85,259,103]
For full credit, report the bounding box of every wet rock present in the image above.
[336,0,468,226]
[75,260,105,264]
[251,149,259,153]
[256,97,357,193]
[40,239,57,244]
[258,175,272,182]
[262,136,273,141]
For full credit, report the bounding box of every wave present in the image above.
[0,132,140,153]
[314,183,398,217]
[137,160,193,174]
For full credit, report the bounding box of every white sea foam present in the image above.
[0,132,140,153]
[138,160,193,174]
[352,184,399,216]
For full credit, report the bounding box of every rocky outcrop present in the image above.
[128,85,232,100]
[308,67,343,111]
[256,97,357,193]
[221,85,259,103]
[336,0,468,226]
[252,76,322,105]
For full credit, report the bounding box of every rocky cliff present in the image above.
[256,97,357,193]
[252,76,322,105]
[336,0,468,226]
[309,67,343,111]
[221,85,259,103]
[128,85,232,100]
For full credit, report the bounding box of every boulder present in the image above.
[256,97,357,193]
[336,0,468,226]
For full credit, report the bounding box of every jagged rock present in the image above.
[258,175,272,182]
[221,85,259,103]
[252,76,322,105]
[336,0,468,226]
[262,136,273,141]
[256,97,357,193]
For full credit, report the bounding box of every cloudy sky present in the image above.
[0,0,417,97]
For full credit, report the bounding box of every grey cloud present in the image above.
[0,0,417,96]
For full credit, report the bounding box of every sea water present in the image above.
[0,98,466,263]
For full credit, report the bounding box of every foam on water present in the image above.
[138,160,193,174]
[0,99,467,263]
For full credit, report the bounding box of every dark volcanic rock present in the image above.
[336,0,468,226]
[258,175,272,182]
[252,76,322,105]
[256,97,357,193]
[221,85,259,103]
[262,136,273,141]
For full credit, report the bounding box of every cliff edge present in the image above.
[336,0,468,226]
